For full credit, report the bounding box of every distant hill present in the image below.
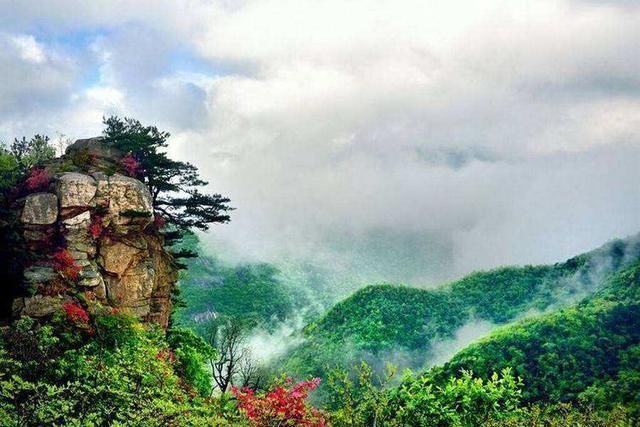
[173,233,305,332]
[429,255,640,414]
[280,234,640,379]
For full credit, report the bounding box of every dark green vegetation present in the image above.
[281,235,640,380]
[317,249,640,425]
[173,232,376,334]
[433,256,640,415]
[173,233,307,333]
[0,310,244,426]
[0,136,57,318]
[102,116,233,263]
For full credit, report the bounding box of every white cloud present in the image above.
[1,0,640,285]
[10,35,46,64]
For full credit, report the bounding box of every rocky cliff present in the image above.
[9,138,178,328]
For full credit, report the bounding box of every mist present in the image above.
[426,320,497,368]
[1,1,639,292]
[245,315,307,365]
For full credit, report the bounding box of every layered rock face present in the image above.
[11,138,177,327]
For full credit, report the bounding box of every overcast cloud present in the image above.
[1,0,639,285]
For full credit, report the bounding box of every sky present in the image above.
[1,0,639,285]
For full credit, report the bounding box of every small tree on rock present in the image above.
[102,116,232,261]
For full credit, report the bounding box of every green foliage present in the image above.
[167,328,217,396]
[102,116,232,259]
[0,312,239,426]
[429,259,640,417]
[282,236,640,380]
[174,233,301,332]
[389,368,522,426]
[93,310,139,350]
[326,363,523,426]
[0,134,56,196]
[0,149,18,192]
[485,403,633,426]
[326,362,397,426]
[10,135,56,176]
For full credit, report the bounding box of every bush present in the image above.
[94,309,140,350]
[0,313,233,426]
[326,364,523,427]
[62,302,89,325]
[233,377,326,427]
[167,328,216,396]
[51,249,81,281]
[24,168,50,192]
[121,153,141,177]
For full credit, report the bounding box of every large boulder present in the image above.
[94,173,153,227]
[65,137,120,159]
[16,295,64,318]
[57,172,97,208]
[98,239,144,277]
[21,193,58,225]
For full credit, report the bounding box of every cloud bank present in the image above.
[1,0,640,285]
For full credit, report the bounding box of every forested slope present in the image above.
[173,233,307,333]
[281,234,640,378]
[431,257,640,414]
[315,242,640,425]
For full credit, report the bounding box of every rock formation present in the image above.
[9,138,178,328]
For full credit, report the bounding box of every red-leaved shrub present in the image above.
[233,378,325,427]
[52,249,81,281]
[63,302,90,324]
[89,215,104,239]
[121,153,141,177]
[25,168,50,192]
[153,213,166,229]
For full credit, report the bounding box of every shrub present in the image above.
[94,310,139,350]
[25,168,50,192]
[51,249,81,281]
[326,364,523,426]
[0,149,18,191]
[62,302,90,324]
[88,215,104,239]
[233,377,326,427]
[121,153,140,177]
[0,315,233,425]
[168,328,216,396]
[3,317,59,369]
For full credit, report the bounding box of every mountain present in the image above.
[328,253,640,425]
[280,234,640,379]
[173,233,310,333]
[431,256,640,414]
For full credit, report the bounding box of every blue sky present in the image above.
[1,0,640,284]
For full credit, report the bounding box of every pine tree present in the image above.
[102,116,232,261]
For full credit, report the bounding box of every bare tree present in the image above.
[238,354,266,391]
[54,132,72,157]
[206,316,250,393]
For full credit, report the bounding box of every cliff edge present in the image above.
[9,138,177,327]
